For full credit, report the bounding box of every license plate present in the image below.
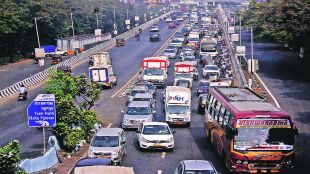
[174,122,184,125]
[153,144,162,147]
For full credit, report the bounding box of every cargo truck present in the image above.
[89,65,117,88]
[89,51,112,67]
[141,56,168,88]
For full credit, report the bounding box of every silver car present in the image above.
[122,101,155,129]
[163,48,178,59]
[174,160,219,174]
[88,128,126,165]
[132,93,156,109]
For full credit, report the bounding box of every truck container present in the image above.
[89,65,117,88]
[91,51,112,67]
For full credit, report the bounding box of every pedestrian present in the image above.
[39,58,45,70]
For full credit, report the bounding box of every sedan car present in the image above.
[165,17,173,23]
[135,81,157,97]
[169,22,176,29]
[163,47,178,59]
[197,80,210,96]
[170,39,183,48]
[174,160,219,174]
[137,122,175,150]
[127,85,148,103]
[88,128,126,165]
[122,101,154,129]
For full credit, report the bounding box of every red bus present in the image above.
[204,87,298,173]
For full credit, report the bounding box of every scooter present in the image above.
[18,92,27,101]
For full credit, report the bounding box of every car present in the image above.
[165,17,173,23]
[182,56,197,67]
[169,22,176,29]
[170,39,183,48]
[163,47,178,59]
[88,128,127,165]
[72,158,111,174]
[132,93,156,109]
[150,32,161,42]
[202,65,220,81]
[174,160,219,174]
[135,81,157,97]
[136,122,175,150]
[181,27,190,36]
[180,51,194,61]
[127,85,148,102]
[150,25,159,32]
[122,101,154,129]
[197,80,210,96]
[174,34,185,43]
[176,17,184,21]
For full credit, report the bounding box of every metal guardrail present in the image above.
[0,12,173,100]
[217,10,247,87]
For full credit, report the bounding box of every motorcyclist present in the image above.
[135,31,140,40]
[19,84,27,96]
[138,28,142,35]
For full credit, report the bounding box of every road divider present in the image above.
[0,11,173,100]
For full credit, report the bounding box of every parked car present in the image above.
[88,128,127,165]
[136,122,175,151]
[174,160,219,174]
[197,80,210,96]
[122,101,154,129]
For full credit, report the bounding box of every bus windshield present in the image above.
[201,43,217,52]
[234,119,295,151]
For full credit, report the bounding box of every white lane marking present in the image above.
[157,170,162,174]
[253,72,281,108]
[107,123,112,128]
[110,23,185,98]
[161,152,166,159]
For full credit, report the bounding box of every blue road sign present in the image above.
[27,94,56,127]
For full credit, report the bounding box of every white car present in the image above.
[176,17,184,21]
[203,65,220,81]
[165,18,173,23]
[137,122,175,150]
[163,48,178,59]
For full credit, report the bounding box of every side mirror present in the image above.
[121,110,125,114]
[172,131,176,134]
[294,128,299,136]
[121,141,126,145]
[152,111,156,114]
[136,130,141,133]
[226,126,238,139]
[139,70,142,75]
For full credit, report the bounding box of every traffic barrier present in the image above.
[0,11,172,100]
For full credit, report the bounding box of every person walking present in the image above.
[39,58,45,70]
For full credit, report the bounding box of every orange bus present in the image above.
[204,87,298,173]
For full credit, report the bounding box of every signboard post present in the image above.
[27,94,56,153]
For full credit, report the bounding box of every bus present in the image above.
[204,87,298,173]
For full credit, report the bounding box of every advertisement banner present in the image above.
[125,19,131,25]
[35,48,45,58]
[236,46,246,56]
[228,26,235,34]
[236,119,291,128]
[95,29,102,36]
[231,34,239,42]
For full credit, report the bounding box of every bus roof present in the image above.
[211,87,286,116]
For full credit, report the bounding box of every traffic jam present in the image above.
[73,8,298,174]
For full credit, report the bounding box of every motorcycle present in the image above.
[135,34,140,41]
[18,92,27,101]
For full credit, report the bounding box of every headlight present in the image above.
[123,119,130,124]
[243,161,248,165]
[236,160,242,164]
[141,137,149,143]
[198,90,202,92]
[111,150,120,159]
[146,119,152,122]
[88,149,94,157]
[167,137,174,143]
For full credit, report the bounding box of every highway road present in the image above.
[242,31,310,174]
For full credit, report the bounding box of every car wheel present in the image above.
[186,122,191,127]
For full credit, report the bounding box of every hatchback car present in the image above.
[137,122,175,150]
[122,101,154,129]
[88,128,126,165]
[174,160,219,174]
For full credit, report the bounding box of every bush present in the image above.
[0,140,26,174]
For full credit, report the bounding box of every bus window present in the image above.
[213,100,221,119]
[208,95,215,114]
[206,93,211,109]
[228,113,235,125]
[218,105,225,126]
[223,110,230,126]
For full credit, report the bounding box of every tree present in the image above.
[0,140,26,174]
[44,71,100,151]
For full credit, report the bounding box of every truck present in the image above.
[177,61,198,80]
[89,51,112,67]
[89,65,117,88]
[174,62,194,87]
[40,45,68,57]
[164,86,191,127]
[187,31,200,50]
[141,56,168,88]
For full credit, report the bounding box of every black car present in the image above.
[71,158,111,174]
[150,32,161,42]
[197,80,210,96]
[197,94,209,114]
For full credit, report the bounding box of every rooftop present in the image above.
[96,128,122,136]
[216,87,265,102]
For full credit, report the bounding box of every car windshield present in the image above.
[131,90,146,96]
[201,43,217,52]
[165,49,176,53]
[176,73,192,79]
[185,170,216,174]
[126,106,151,115]
[205,66,218,71]
[142,125,170,135]
[176,80,190,88]
[143,69,164,76]
[133,97,152,102]
[91,136,119,147]
[184,57,196,61]
[234,119,295,151]
[167,105,190,114]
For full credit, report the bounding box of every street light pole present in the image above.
[251,26,254,73]
[70,12,75,38]
[239,15,242,46]
[96,11,99,29]
[34,17,41,48]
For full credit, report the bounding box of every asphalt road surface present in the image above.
[242,31,310,174]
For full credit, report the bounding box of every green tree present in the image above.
[0,140,26,174]
[44,71,100,151]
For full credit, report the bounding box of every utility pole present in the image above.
[113,5,117,35]
[34,17,41,48]
[239,15,242,46]
[70,12,75,38]
[96,10,99,29]
[127,9,129,20]
[251,26,254,73]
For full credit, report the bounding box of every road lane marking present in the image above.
[157,170,162,174]
[161,152,166,159]
[110,23,186,98]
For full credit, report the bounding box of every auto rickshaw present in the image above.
[116,38,125,46]
[57,65,72,75]
[51,55,62,65]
